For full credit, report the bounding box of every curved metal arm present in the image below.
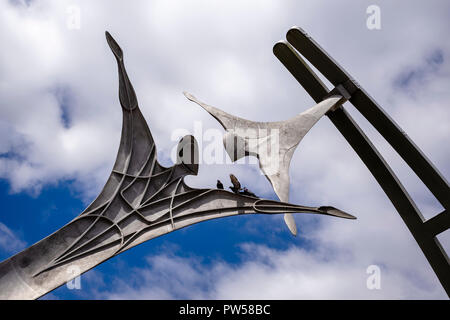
[0,31,355,300]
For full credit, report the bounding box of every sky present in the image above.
[0,0,449,299]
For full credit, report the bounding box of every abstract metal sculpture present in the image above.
[273,26,450,296]
[183,91,347,236]
[0,32,356,300]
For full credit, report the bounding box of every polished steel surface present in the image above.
[0,31,356,300]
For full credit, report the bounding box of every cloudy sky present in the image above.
[0,0,449,299]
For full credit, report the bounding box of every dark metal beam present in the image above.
[328,107,450,297]
[286,27,450,209]
[274,36,450,296]
[424,210,450,237]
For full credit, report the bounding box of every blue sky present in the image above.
[0,0,449,299]
[0,176,314,299]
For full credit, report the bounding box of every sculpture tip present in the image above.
[183,91,195,102]
[273,40,289,53]
[318,206,356,220]
[105,31,123,61]
[284,213,298,236]
[287,26,305,34]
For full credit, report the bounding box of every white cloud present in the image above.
[0,222,26,254]
[0,0,449,298]
[97,243,445,299]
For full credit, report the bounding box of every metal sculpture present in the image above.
[273,26,450,296]
[183,90,347,236]
[0,31,356,300]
